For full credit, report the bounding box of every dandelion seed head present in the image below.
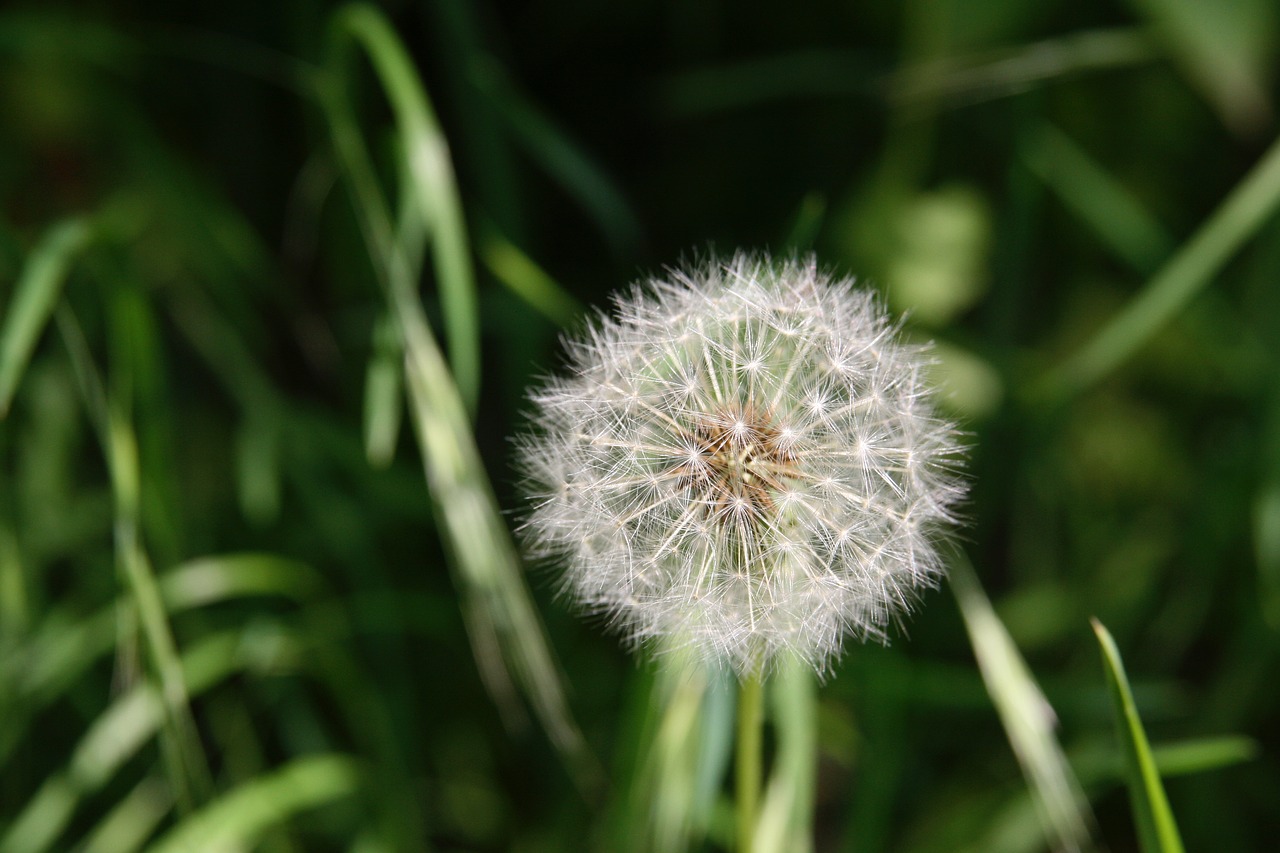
[518,253,965,675]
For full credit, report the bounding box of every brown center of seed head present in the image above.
[677,402,798,525]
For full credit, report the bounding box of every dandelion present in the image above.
[518,253,964,676]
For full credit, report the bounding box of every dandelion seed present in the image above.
[518,253,965,675]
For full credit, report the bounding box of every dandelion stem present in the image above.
[736,670,765,853]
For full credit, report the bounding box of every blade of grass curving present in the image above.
[328,2,480,414]
[143,754,360,853]
[1,625,304,853]
[756,656,817,853]
[1022,124,1174,275]
[951,556,1094,853]
[1091,619,1186,853]
[54,306,212,812]
[1041,133,1280,400]
[0,218,93,417]
[478,228,582,327]
[317,6,598,792]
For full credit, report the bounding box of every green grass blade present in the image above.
[1042,132,1280,400]
[1022,124,1174,274]
[74,777,173,853]
[1091,619,1186,853]
[317,7,598,791]
[756,656,817,853]
[53,306,213,810]
[1148,735,1257,778]
[0,218,92,417]
[363,312,404,468]
[478,229,582,327]
[143,754,361,853]
[951,557,1094,853]
[328,2,481,415]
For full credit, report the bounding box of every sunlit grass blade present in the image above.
[0,218,92,417]
[1041,132,1280,400]
[1091,619,1186,853]
[478,228,582,327]
[629,656,734,853]
[1021,124,1173,274]
[328,2,481,414]
[318,3,598,791]
[756,656,817,853]
[951,557,1094,853]
[143,754,361,853]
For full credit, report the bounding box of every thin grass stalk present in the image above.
[736,671,765,853]
[315,10,597,791]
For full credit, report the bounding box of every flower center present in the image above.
[678,404,797,524]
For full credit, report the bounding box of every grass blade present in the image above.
[756,657,817,853]
[143,754,360,853]
[1021,124,1174,275]
[951,557,1094,853]
[478,229,582,327]
[318,3,598,792]
[328,2,481,415]
[0,218,92,417]
[1091,619,1186,853]
[1042,132,1280,400]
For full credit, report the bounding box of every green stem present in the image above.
[736,671,765,853]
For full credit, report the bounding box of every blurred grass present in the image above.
[2,0,1279,850]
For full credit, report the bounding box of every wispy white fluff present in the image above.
[518,254,965,675]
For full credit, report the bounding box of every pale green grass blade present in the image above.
[1091,619,1186,853]
[951,557,1094,853]
[1,625,303,853]
[1147,735,1257,777]
[55,304,213,811]
[479,230,582,327]
[0,218,92,416]
[317,6,597,790]
[143,754,361,853]
[1042,133,1280,400]
[329,2,480,414]
[363,312,404,468]
[630,655,734,853]
[756,656,817,853]
[1022,124,1174,274]
[74,777,172,853]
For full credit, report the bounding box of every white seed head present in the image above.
[518,254,965,675]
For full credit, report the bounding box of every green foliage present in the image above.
[1,0,1276,850]
[1092,619,1185,853]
